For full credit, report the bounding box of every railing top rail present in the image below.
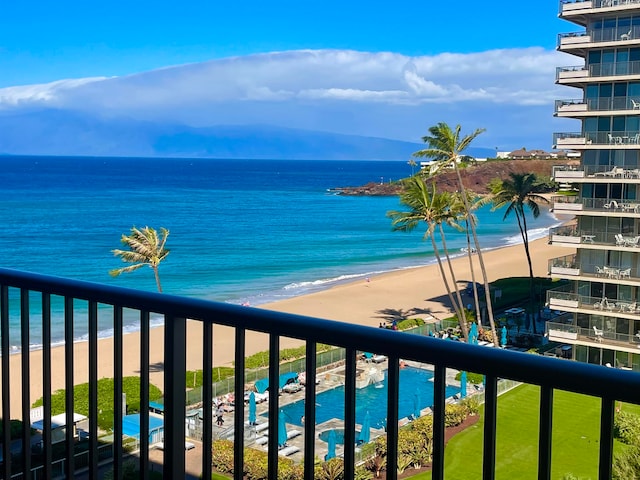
[2,268,640,403]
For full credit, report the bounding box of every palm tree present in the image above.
[451,191,489,328]
[387,177,468,340]
[490,173,549,333]
[110,226,170,293]
[413,122,499,345]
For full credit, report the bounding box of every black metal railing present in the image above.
[1,268,640,479]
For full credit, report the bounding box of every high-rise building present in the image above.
[548,0,640,370]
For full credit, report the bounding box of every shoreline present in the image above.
[3,212,563,354]
[1,235,573,416]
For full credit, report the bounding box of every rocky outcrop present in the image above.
[334,159,574,196]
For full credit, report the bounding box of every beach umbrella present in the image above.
[460,371,467,399]
[248,391,257,425]
[326,429,337,460]
[278,410,288,448]
[413,389,421,420]
[358,412,371,444]
[501,325,508,347]
[469,322,478,345]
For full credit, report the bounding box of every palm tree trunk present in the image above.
[438,224,469,340]
[465,219,482,327]
[452,162,499,345]
[429,232,466,333]
[153,267,163,293]
[518,208,537,334]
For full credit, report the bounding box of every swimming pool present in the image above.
[276,366,460,429]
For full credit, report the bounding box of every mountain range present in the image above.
[0,109,495,160]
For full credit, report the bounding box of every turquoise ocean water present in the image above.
[0,156,561,348]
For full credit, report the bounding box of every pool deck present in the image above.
[232,357,471,462]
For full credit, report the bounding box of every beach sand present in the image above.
[3,237,572,417]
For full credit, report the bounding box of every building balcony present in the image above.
[558,26,640,54]
[0,268,638,479]
[549,254,639,283]
[553,131,640,149]
[557,61,640,86]
[546,321,640,354]
[560,0,640,21]
[552,164,640,183]
[555,97,640,117]
[547,286,640,319]
[551,194,640,216]
[549,223,640,249]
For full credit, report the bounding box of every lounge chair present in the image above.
[372,354,387,363]
[255,422,270,433]
[593,325,604,342]
[604,200,620,210]
[620,268,632,279]
[278,445,300,456]
[615,234,626,246]
[255,436,269,445]
[287,429,302,440]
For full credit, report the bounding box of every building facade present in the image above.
[548,0,640,370]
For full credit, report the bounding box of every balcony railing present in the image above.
[553,131,640,147]
[558,26,640,49]
[1,268,640,479]
[555,96,640,114]
[549,224,640,247]
[549,254,638,281]
[547,321,640,350]
[547,285,640,317]
[560,0,640,14]
[552,194,640,215]
[557,61,640,82]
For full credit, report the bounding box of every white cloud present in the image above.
[0,48,569,147]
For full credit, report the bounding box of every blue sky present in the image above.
[0,1,566,87]
[0,1,575,151]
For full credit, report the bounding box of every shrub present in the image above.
[444,404,467,428]
[31,377,163,432]
[317,457,344,480]
[0,419,24,440]
[459,395,481,416]
[212,439,235,474]
[244,344,333,369]
[614,410,640,445]
[397,318,425,330]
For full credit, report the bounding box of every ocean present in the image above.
[0,155,561,347]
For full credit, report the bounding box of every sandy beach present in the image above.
[4,236,572,417]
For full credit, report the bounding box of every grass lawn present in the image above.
[410,383,631,479]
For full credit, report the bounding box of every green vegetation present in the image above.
[489,173,550,334]
[243,343,333,370]
[110,226,170,292]
[412,122,498,341]
[32,377,163,431]
[185,366,235,389]
[0,419,25,440]
[409,384,633,479]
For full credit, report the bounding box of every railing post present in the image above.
[343,348,357,480]
[232,326,245,480]
[303,341,317,480]
[482,375,498,479]
[164,315,186,478]
[538,386,553,480]
[64,296,75,479]
[0,285,10,480]
[267,334,280,480]
[599,398,615,480]
[431,365,446,480]
[20,289,31,477]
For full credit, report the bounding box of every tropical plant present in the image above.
[110,226,170,292]
[387,177,468,339]
[413,122,498,344]
[452,191,490,327]
[490,173,549,333]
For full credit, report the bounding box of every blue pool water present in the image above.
[276,366,460,429]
